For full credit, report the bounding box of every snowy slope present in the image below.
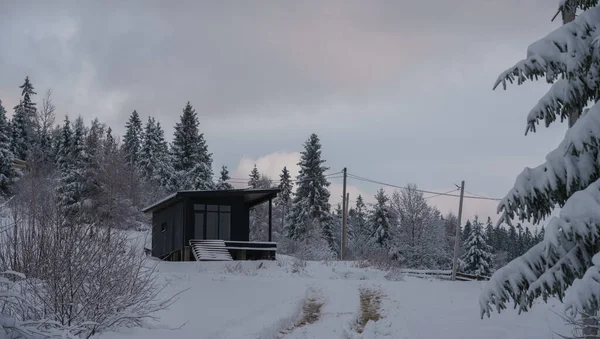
[102,256,568,339]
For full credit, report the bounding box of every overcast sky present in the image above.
[0,0,567,223]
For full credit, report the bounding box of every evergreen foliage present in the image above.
[0,99,16,197]
[139,117,173,189]
[122,110,143,165]
[216,166,234,190]
[11,76,37,160]
[248,165,261,188]
[286,134,331,243]
[462,216,494,276]
[481,3,600,318]
[171,102,213,190]
[370,189,391,247]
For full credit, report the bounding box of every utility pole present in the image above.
[451,181,465,281]
[341,168,348,260]
[344,192,349,257]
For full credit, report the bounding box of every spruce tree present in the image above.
[462,220,472,243]
[462,216,494,276]
[277,166,293,208]
[139,117,173,189]
[171,102,213,190]
[0,99,16,197]
[11,76,37,160]
[216,166,234,190]
[480,3,600,317]
[370,189,392,247]
[352,195,368,239]
[122,110,143,165]
[286,133,331,242]
[81,118,103,205]
[248,165,261,188]
[56,116,85,218]
[485,217,494,249]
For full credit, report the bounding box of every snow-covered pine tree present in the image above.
[0,99,16,197]
[286,133,331,243]
[171,102,213,190]
[103,127,117,156]
[277,166,293,209]
[122,110,143,165]
[216,166,234,190]
[248,165,261,188]
[351,195,368,239]
[506,223,518,261]
[139,117,173,189]
[461,220,472,243]
[485,217,494,249]
[480,1,600,319]
[370,189,391,248]
[11,76,37,160]
[81,118,104,210]
[462,216,494,276]
[56,116,85,218]
[272,166,293,241]
[249,174,273,241]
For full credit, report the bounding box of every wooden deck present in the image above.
[189,239,277,261]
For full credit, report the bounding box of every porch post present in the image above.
[268,197,272,242]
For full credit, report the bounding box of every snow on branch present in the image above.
[481,178,600,318]
[498,102,600,225]
[494,5,600,133]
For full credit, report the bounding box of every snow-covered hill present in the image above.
[101,252,568,339]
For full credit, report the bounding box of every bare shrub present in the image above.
[276,256,307,275]
[0,176,181,338]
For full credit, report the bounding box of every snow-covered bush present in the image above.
[278,231,336,261]
[0,271,74,338]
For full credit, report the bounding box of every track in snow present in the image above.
[280,281,361,339]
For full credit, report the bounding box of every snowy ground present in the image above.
[101,247,570,339]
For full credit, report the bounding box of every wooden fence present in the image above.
[398,269,490,281]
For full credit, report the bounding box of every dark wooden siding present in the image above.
[151,200,184,258]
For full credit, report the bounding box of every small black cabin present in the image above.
[142,188,280,261]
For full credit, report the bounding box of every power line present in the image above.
[224,171,344,187]
[425,189,459,200]
[347,173,501,201]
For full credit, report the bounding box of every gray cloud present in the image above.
[0,0,566,221]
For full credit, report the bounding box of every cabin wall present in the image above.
[152,200,185,259]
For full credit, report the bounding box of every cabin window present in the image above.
[194,212,204,239]
[194,205,231,240]
[194,204,205,211]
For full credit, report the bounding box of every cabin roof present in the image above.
[142,188,281,213]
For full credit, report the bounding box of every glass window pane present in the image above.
[220,213,231,240]
[207,205,218,211]
[206,212,218,239]
[220,205,231,212]
[194,204,205,211]
[194,213,204,239]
